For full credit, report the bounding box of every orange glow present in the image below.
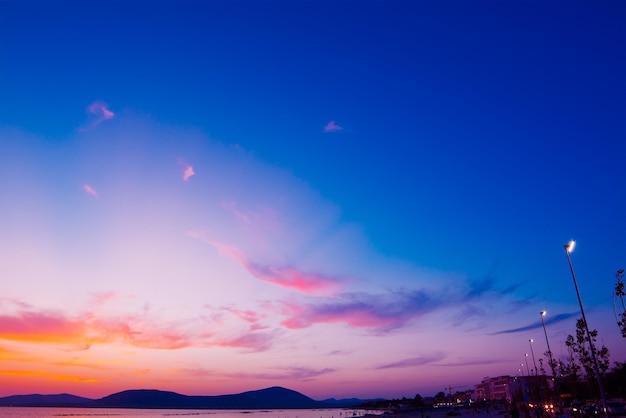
[0,369,101,383]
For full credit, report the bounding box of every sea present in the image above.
[0,407,385,418]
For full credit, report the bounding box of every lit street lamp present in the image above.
[540,311,556,377]
[524,354,531,376]
[529,338,543,406]
[529,338,538,376]
[540,311,560,406]
[564,240,608,417]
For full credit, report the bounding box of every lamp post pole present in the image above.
[540,311,560,408]
[529,338,543,407]
[529,339,538,376]
[563,240,608,418]
[524,354,531,376]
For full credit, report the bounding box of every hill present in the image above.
[0,386,329,409]
[88,386,324,409]
[0,393,93,406]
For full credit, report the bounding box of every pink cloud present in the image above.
[178,365,334,381]
[375,352,446,369]
[323,120,342,133]
[228,366,336,380]
[0,301,276,352]
[89,291,116,306]
[222,307,268,331]
[220,201,282,239]
[210,241,344,295]
[279,290,440,331]
[82,184,98,197]
[214,333,274,352]
[183,165,195,181]
[221,201,256,225]
[85,101,114,128]
[177,158,196,182]
[279,300,401,330]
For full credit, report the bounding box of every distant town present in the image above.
[363,361,626,416]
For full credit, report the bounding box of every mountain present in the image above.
[0,393,93,406]
[87,389,194,409]
[322,397,366,407]
[0,386,327,409]
[87,386,325,409]
[225,386,324,409]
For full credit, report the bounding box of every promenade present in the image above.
[377,406,573,418]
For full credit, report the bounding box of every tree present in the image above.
[413,393,425,407]
[563,318,610,398]
[605,362,626,399]
[615,269,626,338]
[434,391,446,402]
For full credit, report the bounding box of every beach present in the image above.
[372,406,571,418]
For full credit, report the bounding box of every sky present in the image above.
[0,0,625,401]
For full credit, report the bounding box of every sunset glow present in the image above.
[0,0,624,402]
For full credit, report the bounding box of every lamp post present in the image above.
[524,354,531,376]
[539,312,555,374]
[540,311,560,407]
[564,240,608,417]
[529,338,543,407]
[529,339,538,376]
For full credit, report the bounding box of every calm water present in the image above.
[0,407,383,418]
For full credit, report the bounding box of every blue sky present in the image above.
[0,0,624,399]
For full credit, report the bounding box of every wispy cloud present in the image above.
[0,302,276,352]
[229,366,335,381]
[323,121,342,133]
[80,101,114,130]
[89,291,116,306]
[87,101,114,120]
[220,201,283,242]
[210,241,345,295]
[279,289,439,331]
[183,165,195,181]
[0,308,196,350]
[213,332,275,352]
[375,352,446,369]
[236,367,335,381]
[54,357,121,370]
[222,307,269,331]
[437,358,504,367]
[0,310,89,345]
[219,202,283,250]
[489,311,578,335]
[0,369,101,383]
[82,184,98,197]
[178,365,335,381]
[177,158,196,182]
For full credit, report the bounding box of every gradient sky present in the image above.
[0,0,625,401]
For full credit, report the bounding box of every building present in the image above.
[474,375,552,403]
[474,376,513,402]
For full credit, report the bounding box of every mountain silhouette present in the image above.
[0,386,332,409]
[0,393,93,406]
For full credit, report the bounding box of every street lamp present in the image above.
[540,311,560,407]
[529,338,543,406]
[524,354,531,376]
[540,311,556,378]
[529,338,538,376]
[564,240,608,417]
